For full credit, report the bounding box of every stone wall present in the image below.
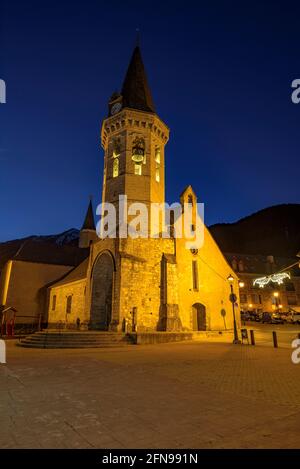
[48,279,87,328]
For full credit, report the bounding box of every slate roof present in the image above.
[0,239,89,270]
[121,46,155,113]
[81,200,96,231]
[50,257,90,287]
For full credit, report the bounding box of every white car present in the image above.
[287,312,300,324]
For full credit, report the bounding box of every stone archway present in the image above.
[192,303,206,331]
[90,252,115,330]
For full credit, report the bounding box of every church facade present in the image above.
[47,46,240,334]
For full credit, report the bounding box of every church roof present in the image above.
[0,239,89,270]
[121,46,155,113]
[81,200,96,231]
[49,257,89,288]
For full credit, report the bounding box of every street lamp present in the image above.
[227,274,241,344]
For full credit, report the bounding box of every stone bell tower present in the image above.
[100,46,169,226]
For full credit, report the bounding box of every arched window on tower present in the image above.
[112,139,121,178]
[155,147,161,182]
[132,137,145,176]
[113,156,119,178]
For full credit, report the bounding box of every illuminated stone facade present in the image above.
[48,46,240,333]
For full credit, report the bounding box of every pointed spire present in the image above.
[121,46,155,113]
[81,199,95,231]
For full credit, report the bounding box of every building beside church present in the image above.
[225,253,300,314]
[46,46,240,334]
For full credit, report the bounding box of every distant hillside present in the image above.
[209,204,300,257]
[0,229,80,270]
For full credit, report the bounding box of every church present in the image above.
[46,45,240,335]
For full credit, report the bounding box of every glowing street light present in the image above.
[273,291,280,313]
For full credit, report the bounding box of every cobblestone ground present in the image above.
[1,340,300,449]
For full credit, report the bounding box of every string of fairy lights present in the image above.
[253,259,300,289]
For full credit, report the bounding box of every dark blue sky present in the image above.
[1,0,299,242]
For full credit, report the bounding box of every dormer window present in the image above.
[188,194,193,205]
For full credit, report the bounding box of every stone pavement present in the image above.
[1,340,300,449]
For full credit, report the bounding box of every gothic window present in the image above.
[155,147,160,182]
[192,260,199,291]
[113,139,121,158]
[52,295,56,311]
[113,157,119,178]
[155,168,160,182]
[112,139,120,178]
[66,295,72,314]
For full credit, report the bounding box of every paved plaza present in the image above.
[1,339,300,449]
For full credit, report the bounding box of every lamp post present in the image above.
[227,274,241,344]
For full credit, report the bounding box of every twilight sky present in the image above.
[0,0,299,242]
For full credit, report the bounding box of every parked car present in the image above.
[241,311,251,321]
[271,312,285,324]
[249,311,260,322]
[261,312,272,324]
[286,312,300,324]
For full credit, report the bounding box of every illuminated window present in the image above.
[155,147,161,163]
[134,163,142,175]
[52,295,56,311]
[66,296,72,314]
[113,158,119,178]
[192,260,199,291]
[155,147,160,183]
[155,168,160,182]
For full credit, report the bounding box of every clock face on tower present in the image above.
[111,102,122,115]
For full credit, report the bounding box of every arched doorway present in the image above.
[90,252,114,330]
[192,303,206,331]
